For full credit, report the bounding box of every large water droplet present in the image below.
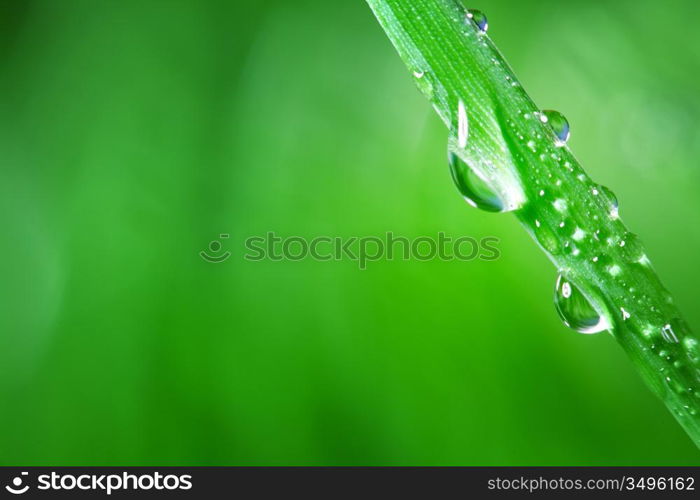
[448,151,505,213]
[540,110,570,144]
[466,9,488,32]
[554,275,610,334]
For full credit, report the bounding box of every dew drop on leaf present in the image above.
[411,69,434,100]
[619,232,644,262]
[595,185,619,218]
[534,223,561,254]
[448,151,506,213]
[466,9,488,32]
[540,110,570,144]
[554,275,610,334]
[457,99,468,149]
[661,318,690,344]
[684,337,700,365]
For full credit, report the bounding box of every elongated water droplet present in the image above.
[534,224,560,254]
[554,275,610,334]
[448,151,506,213]
[466,9,488,32]
[540,110,570,144]
[410,68,434,100]
[595,185,619,218]
[661,323,679,343]
[661,318,690,344]
[684,337,700,365]
[457,100,468,149]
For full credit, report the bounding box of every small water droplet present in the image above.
[571,227,586,241]
[661,318,691,346]
[448,151,507,213]
[466,9,488,32]
[665,376,687,395]
[661,323,680,343]
[411,69,433,99]
[554,275,610,334]
[540,110,570,144]
[621,307,631,320]
[553,198,568,212]
[619,232,644,262]
[608,264,622,277]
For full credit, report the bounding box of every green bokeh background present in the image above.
[1,0,699,464]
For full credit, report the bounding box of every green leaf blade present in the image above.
[367,0,700,447]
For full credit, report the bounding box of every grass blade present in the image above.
[367,0,700,447]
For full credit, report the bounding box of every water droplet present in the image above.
[553,198,568,212]
[540,110,570,144]
[593,228,609,242]
[448,151,506,213]
[554,275,610,334]
[661,318,690,345]
[665,376,687,395]
[457,100,468,149]
[534,224,560,254]
[684,337,699,364]
[466,9,488,32]
[410,67,434,100]
[608,264,622,277]
[661,323,679,343]
[619,232,644,262]
[596,185,619,218]
[571,227,586,241]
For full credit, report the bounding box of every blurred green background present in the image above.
[1,0,699,464]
